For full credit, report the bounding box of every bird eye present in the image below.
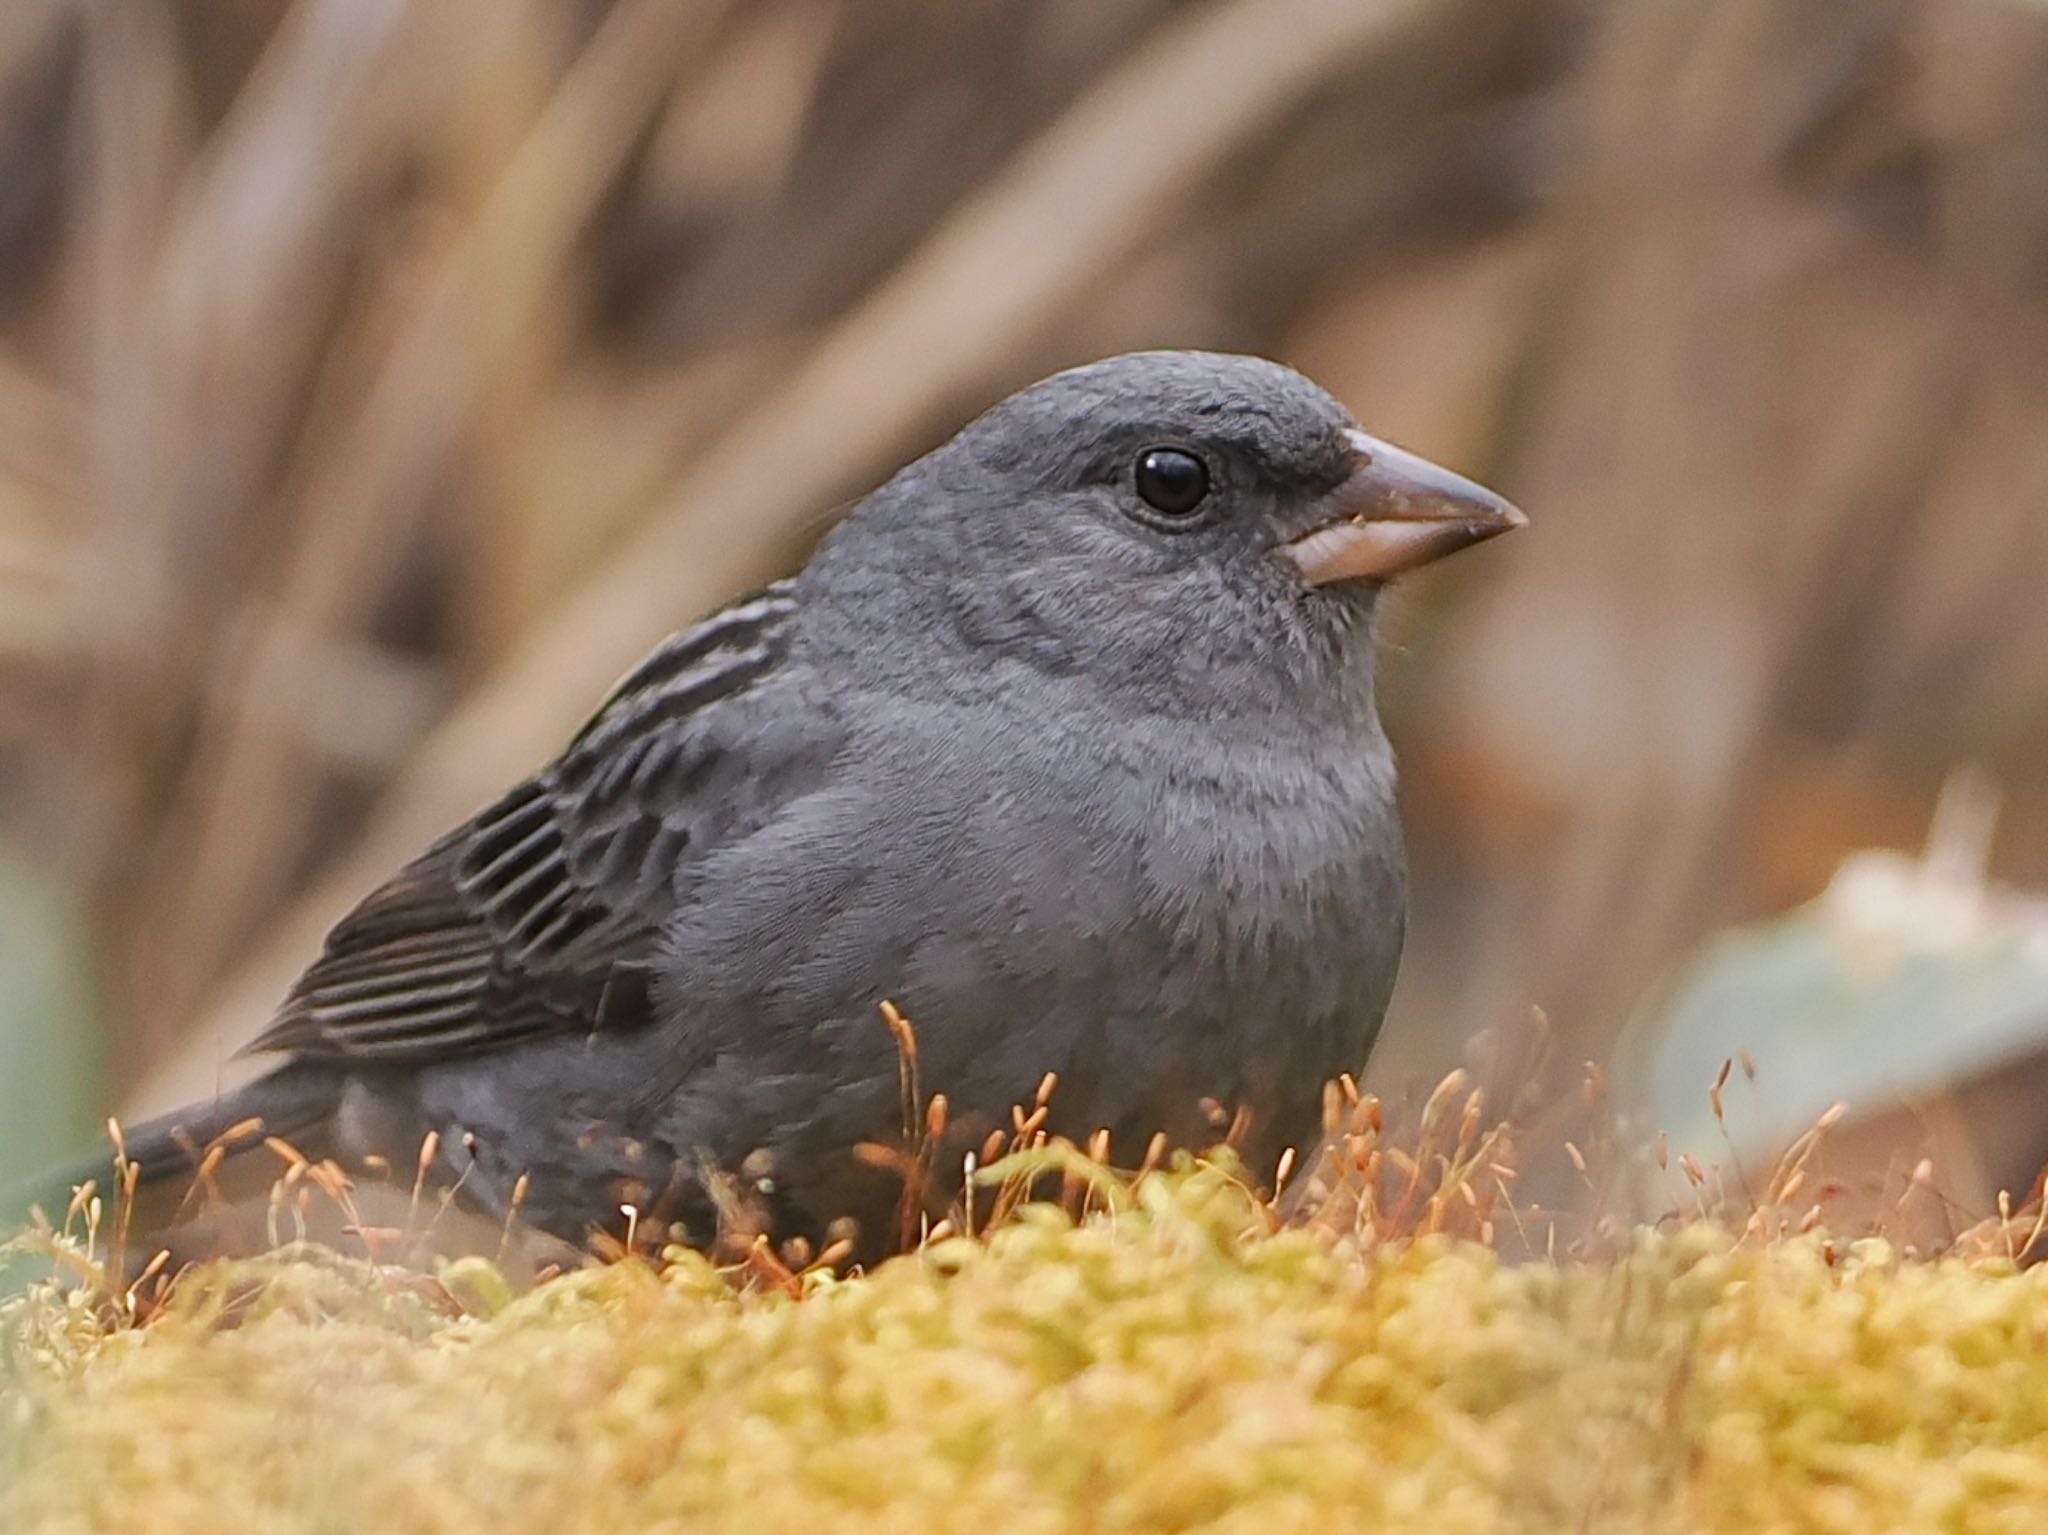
[1133,447,1210,519]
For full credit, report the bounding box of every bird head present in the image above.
[809,351,1524,724]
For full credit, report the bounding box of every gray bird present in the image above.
[70,351,1522,1262]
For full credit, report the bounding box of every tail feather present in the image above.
[10,1065,342,1230]
[8,1067,566,1280]
[115,1064,341,1188]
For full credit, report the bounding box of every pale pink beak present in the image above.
[1279,429,1525,586]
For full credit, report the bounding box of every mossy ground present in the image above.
[5,1159,2048,1535]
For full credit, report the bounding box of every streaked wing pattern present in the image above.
[244,583,800,1063]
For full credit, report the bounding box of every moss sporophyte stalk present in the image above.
[6,1160,2048,1535]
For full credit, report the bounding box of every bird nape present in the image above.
[36,350,1523,1272]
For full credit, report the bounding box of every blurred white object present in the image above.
[1825,772,2048,972]
[1618,769,2048,1187]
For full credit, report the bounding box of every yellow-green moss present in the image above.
[4,1170,2047,1533]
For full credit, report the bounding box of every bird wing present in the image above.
[245,582,807,1064]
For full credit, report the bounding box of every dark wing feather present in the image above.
[246,582,802,1064]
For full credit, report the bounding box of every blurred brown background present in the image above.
[3,0,2047,1204]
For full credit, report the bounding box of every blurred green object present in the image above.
[0,855,101,1204]
[1619,777,2048,1172]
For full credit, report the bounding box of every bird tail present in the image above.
[11,1064,342,1234]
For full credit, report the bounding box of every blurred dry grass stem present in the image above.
[124,0,1439,1117]
[3,0,2048,1223]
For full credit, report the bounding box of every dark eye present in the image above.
[1134,447,1210,519]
